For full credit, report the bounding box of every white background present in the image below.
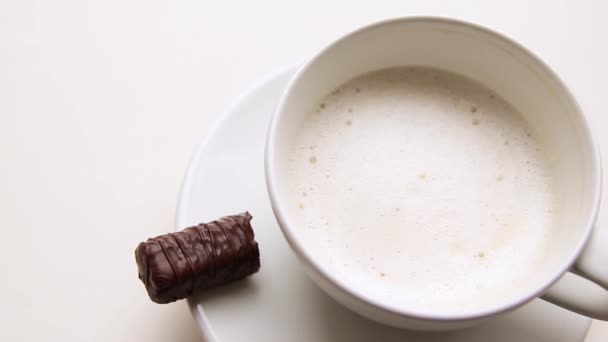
[1,0,606,340]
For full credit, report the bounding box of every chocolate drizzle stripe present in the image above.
[185,228,204,289]
[210,221,232,276]
[215,220,237,262]
[194,225,214,277]
[231,214,251,249]
[172,233,195,294]
[157,239,178,285]
[206,222,218,278]
[172,233,195,276]
[224,215,248,259]
[224,215,246,255]
[223,218,246,277]
[230,213,257,272]
[224,215,250,274]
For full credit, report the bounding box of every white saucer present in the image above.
[175,66,591,342]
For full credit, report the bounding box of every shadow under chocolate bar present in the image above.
[135,212,260,304]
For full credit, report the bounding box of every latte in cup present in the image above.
[285,67,555,314]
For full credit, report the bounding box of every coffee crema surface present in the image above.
[285,67,555,314]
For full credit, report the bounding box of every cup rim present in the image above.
[265,16,602,322]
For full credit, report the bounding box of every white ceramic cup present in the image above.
[265,17,606,330]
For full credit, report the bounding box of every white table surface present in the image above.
[1,1,606,341]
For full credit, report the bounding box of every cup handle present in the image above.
[542,218,608,320]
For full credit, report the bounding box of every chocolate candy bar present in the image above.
[135,212,260,303]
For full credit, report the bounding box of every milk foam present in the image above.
[285,67,555,314]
